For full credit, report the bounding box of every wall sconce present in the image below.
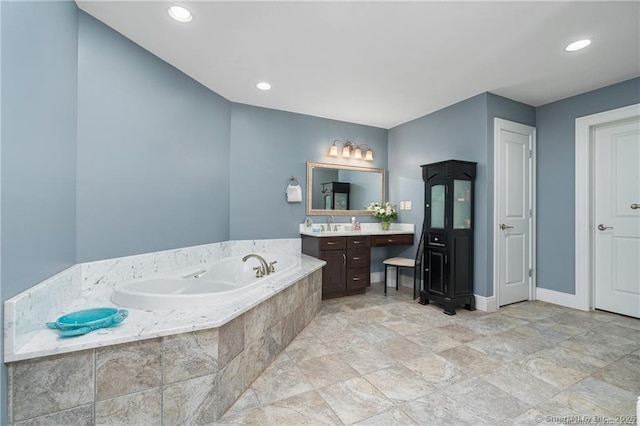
[328,140,374,161]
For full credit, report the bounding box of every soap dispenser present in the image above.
[351,216,357,230]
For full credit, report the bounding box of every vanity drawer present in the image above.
[347,248,370,268]
[347,236,371,248]
[319,237,346,250]
[371,234,414,247]
[347,269,370,290]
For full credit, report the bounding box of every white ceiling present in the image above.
[76,1,640,129]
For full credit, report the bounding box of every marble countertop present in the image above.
[299,222,415,237]
[6,254,325,363]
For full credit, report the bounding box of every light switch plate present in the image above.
[406,201,412,210]
[400,201,406,210]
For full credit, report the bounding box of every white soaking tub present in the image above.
[111,253,297,310]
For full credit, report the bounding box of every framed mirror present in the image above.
[306,161,386,216]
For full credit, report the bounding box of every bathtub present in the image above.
[111,253,298,310]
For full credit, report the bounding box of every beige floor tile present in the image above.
[400,352,470,386]
[341,342,397,375]
[354,407,417,425]
[405,328,464,353]
[380,319,425,336]
[557,329,637,363]
[399,390,491,425]
[437,345,501,376]
[375,336,431,362]
[250,354,313,405]
[461,313,529,335]
[591,352,640,393]
[216,286,638,425]
[516,346,606,388]
[223,389,260,416]
[318,376,394,424]
[284,335,336,363]
[480,364,561,405]
[262,390,342,425]
[296,352,360,389]
[563,377,637,416]
[465,333,530,364]
[215,407,268,425]
[364,364,436,402]
[499,301,567,321]
[440,377,531,422]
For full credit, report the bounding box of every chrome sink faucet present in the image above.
[242,254,270,277]
[327,215,337,232]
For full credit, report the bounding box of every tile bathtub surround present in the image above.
[4,238,321,362]
[218,286,640,425]
[7,270,322,425]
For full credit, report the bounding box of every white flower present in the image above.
[366,202,398,221]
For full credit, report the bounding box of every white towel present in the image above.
[286,184,302,202]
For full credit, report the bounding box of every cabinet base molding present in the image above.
[473,294,496,312]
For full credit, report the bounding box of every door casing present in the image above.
[493,118,537,308]
[575,103,640,311]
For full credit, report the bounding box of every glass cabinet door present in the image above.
[453,180,472,229]
[430,184,445,228]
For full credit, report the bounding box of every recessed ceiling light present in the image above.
[565,39,591,52]
[256,82,272,91]
[168,5,192,23]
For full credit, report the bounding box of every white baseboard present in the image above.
[536,287,584,310]
[474,295,497,312]
[371,271,384,284]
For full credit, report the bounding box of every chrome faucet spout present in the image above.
[242,254,270,277]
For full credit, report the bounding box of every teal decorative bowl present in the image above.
[46,307,128,337]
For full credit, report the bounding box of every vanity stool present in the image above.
[383,257,416,295]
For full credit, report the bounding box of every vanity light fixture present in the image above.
[565,39,591,52]
[168,5,192,23]
[328,140,374,161]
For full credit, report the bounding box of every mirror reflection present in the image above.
[306,161,386,216]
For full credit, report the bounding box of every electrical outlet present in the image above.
[406,201,412,210]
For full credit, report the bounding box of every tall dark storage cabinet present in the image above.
[420,160,476,315]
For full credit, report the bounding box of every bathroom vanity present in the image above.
[301,225,414,299]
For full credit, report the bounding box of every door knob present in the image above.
[631,203,639,210]
[500,224,514,230]
[597,224,613,231]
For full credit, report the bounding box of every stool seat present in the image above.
[382,257,416,295]
[383,257,415,268]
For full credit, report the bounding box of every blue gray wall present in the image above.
[388,94,489,295]
[535,77,640,294]
[1,0,78,299]
[388,93,535,298]
[1,1,80,422]
[76,12,231,262]
[229,103,388,241]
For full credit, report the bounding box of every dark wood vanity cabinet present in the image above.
[420,160,476,315]
[302,235,371,299]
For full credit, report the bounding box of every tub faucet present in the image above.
[242,254,270,277]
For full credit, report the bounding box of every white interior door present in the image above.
[594,118,640,318]
[495,119,536,306]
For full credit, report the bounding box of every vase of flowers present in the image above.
[366,202,398,230]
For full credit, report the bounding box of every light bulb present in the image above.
[168,5,192,22]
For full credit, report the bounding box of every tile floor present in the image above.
[216,284,639,425]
